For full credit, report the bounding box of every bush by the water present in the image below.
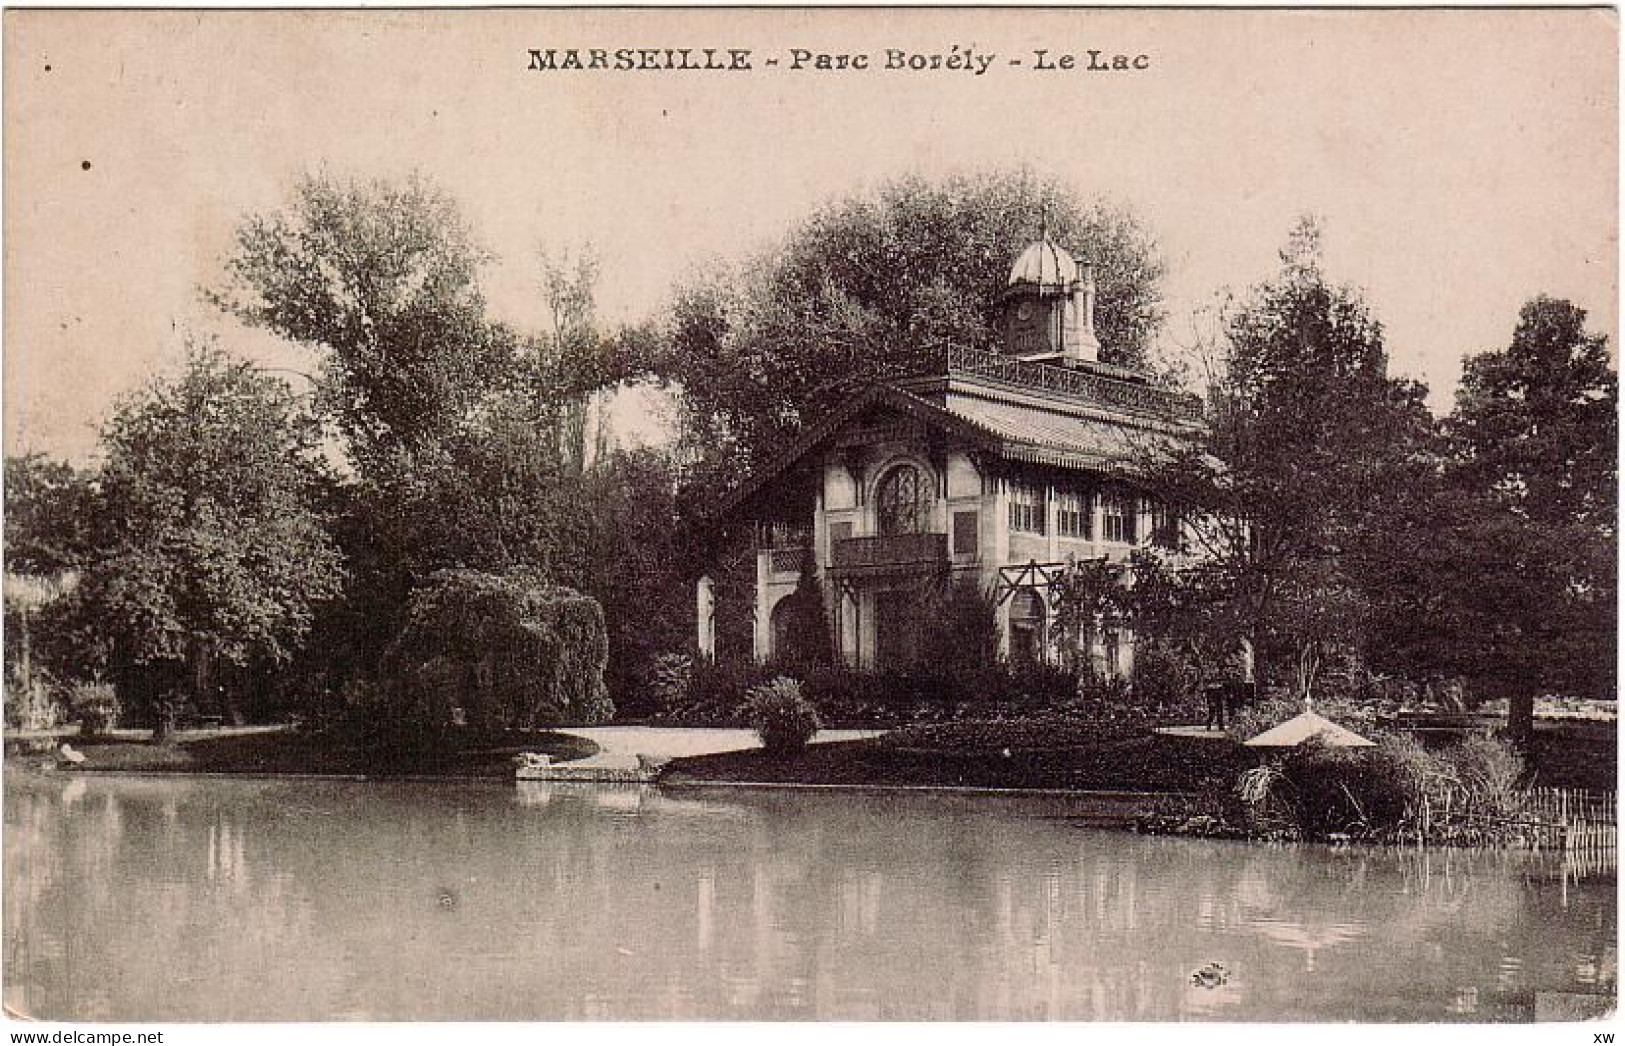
[745,676,821,755]
[380,569,613,733]
[1231,733,1530,844]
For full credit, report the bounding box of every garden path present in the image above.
[559,726,883,770]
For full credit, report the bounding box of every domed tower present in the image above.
[998,238,1101,365]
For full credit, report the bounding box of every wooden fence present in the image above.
[1520,787,1618,866]
[1525,787,1616,826]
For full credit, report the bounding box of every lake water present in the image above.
[4,771,1615,1021]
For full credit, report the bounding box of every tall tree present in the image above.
[1451,296,1617,531]
[209,172,516,466]
[1440,297,1617,742]
[662,169,1166,486]
[211,175,557,675]
[1132,218,1435,695]
[55,345,345,737]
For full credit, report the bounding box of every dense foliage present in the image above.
[651,656,1086,728]
[4,454,98,575]
[1233,734,1529,845]
[662,170,1166,492]
[1131,219,1436,699]
[208,173,686,719]
[39,346,345,736]
[379,569,613,733]
[1442,298,1616,736]
[208,173,515,462]
[1124,218,1618,743]
[6,173,1613,757]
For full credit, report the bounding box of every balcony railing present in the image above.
[945,345,1204,422]
[829,532,948,577]
[768,547,809,575]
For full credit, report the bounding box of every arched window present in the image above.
[876,464,931,536]
[1009,589,1047,664]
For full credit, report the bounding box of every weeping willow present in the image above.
[381,568,613,730]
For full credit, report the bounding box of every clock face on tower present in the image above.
[1016,300,1034,321]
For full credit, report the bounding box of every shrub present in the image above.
[1234,732,1529,844]
[648,653,694,718]
[1442,733,1528,824]
[1223,692,1300,742]
[745,676,821,755]
[917,578,1001,675]
[654,659,1082,729]
[1140,773,1255,839]
[681,658,770,725]
[70,681,119,737]
[1063,673,1142,723]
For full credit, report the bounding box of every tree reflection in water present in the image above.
[4,773,1615,1021]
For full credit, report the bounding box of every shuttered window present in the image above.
[1056,489,1091,539]
[1101,492,1137,545]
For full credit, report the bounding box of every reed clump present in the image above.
[1229,733,1539,845]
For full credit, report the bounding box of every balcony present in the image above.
[829,532,948,578]
[766,547,809,576]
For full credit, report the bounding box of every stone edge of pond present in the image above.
[12,765,1195,820]
[657,776,1189,813]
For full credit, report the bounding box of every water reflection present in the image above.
[4,771,1615,1022]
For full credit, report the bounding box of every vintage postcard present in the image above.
[2,7,1616,1033]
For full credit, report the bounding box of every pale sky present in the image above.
[4,8,1617,462]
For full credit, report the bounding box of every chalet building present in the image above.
[697,239,1205,678]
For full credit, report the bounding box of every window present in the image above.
[952,510,979,555]
[1101,492,1137,545]
[1008,480,1046,534]
[829,521,854,544]
[1056,488,1092,539]
[876,464,931,535]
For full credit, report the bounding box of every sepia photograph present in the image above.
[1,6,1617,1028]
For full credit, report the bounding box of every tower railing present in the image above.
[944,345,1204,421]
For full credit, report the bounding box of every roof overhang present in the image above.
[711,383,1003,523]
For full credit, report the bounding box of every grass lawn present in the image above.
[12,725,600,778]
[663,718,1252,793]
